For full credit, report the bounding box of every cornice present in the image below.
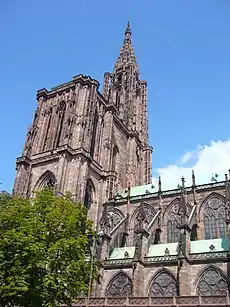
[36,74,99,100]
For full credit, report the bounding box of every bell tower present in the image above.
[14,23,153,214]
[103,22,152,186]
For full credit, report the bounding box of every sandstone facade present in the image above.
[14,23,230,300]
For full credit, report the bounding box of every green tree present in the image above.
[0,189,100,307]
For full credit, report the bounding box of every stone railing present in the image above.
[66,295,230,306]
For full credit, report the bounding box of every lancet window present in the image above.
[167,202,184,243]
[197,266,227,296]
[84,179,94,210]
[55,101,66,148]
[43,107,53,151]
[203,196,226,239]
[90,109,99,157]
[106,272,132,297]
[149,270,177,297]
[111,145,119,172]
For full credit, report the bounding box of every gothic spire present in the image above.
[114,22,138,71]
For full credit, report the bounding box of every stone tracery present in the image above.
[167,201,183,243]
[106,272,132,297]
[149,270,177,297]
[197,266,227,296]
[203,196,226,239]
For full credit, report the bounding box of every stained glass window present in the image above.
[149,270,177,297]
[106,272,132,297]
[203,197,226,239]
[197,267,227,296]
[167,202,182,243]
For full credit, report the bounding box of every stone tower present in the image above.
[14,23,152,224]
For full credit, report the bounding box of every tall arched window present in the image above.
[55,101,66,148]
[106,272,132,297]
[167,202,183,243]
[43,107,53,151]
[203,196,226,239]
[111,145,119,172]
[196,266,227,296]
[84,179,95,210]
[149,270,177,297]
[90,109,99,158]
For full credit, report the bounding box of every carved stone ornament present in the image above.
[149,271,177,297]
[104,138,112,150]
[99,205,111,235]
[197,267,227,296]
[225,181,230,224]
[110,210,123,230]
[106,272,132,297]
[134,203,155,232]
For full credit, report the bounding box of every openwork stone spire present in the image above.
[114,22,139,72]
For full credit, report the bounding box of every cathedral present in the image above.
[14,23,230,305]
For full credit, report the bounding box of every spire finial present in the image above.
[158,176,162,194]
[181,176,185,186]
[192,170,196,187]
[125,21,131,36]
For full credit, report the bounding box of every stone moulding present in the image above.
[189,251,228,262]
[144,255,178,264]
[103,251,228,268]
[64,295,230,306]
[103,258,133,268]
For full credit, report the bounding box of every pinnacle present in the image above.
[113,22,138,71]
[125,21,131,36]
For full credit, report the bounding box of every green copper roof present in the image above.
[190,238,228,254]
[116,183,156,199]
[109,247,135,259]
[115,171,227,199]
[146,243,178,257]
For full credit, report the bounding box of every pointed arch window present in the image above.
[149,270,177,297]
[197,266,227,296]
[55,101,66,148]
[203,196,226,239]
[84,179,95,210]
[167,202,182,243]
[43,107,53,151]
[90,108,99,158]
[111,145,119,172]
[36,171,56,191]
[106,272,132,297]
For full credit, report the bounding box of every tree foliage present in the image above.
[0,189,100,306]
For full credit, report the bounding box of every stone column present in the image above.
[132,228,149,296]
[177,225,191,295]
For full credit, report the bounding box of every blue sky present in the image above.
[1,0,230,192]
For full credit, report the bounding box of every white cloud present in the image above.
[152,140,230,191]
